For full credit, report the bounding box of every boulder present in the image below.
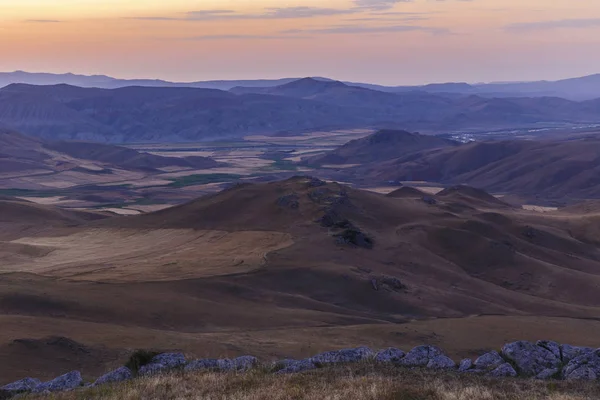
[93,367,132,386]
[232,356,259,371]
[474,351,504,371]
[399,346,444,368]
[535,368,560,380]
[150,353,186,369]
[561,344,594,363]
[427,355,456,370]
[185,359,220,372]
[139,363,170,377]
[562,349,600,380]
[536,341,561,360]
[276,360,317,374]
[33,371,82,393]
[501,341,561,377]
[488,363,517,378]
[310,347,374,365]
[375,348,406,363]
[2,378,42,394]
[566,366,597,381]
[458,359,473,372]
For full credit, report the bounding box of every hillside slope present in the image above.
[305,129,458,165]
[4,177,600,381]
[356,136,600,201]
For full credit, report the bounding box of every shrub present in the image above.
[125,350,161,376]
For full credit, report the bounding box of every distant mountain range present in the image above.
[2,70,600,100]
[1,78,600,142]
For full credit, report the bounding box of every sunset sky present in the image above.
[1,0,599,84]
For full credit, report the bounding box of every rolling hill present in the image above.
[4,177,600,382]
[305,129,458,165]
[0,128,218,175]
[329,132,600,202]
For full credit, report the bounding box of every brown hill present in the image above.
[436,185,511,209]
[0,127,219,176]
[306,129,458,165]
[44,141,218,171]
[386,186,427,198]
[5,177,600,381]
[347,135,600,202]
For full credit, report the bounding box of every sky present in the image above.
[0,0,599,85]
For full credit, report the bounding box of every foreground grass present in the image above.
[22,364,600,400]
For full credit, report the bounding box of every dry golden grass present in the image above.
[22,364,600,400]
[3,228,293,281]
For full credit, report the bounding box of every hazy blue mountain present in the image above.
[2,71,600,100]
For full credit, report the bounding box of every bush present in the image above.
[125,350,161,376]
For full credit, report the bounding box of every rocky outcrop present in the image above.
[399,346,445,368]
[561,344,594,363]
[562,349,600,380]
[93,367,132,386]
[375,348,405,363]
[310,347,374,365]
[501,341,561,377]
[458,359,473,372]
[5,340,600,398]
[274,359,316,374]
[1,378,41,395]
[32,371,82,393]
[184,359,220,372]
[139,353,186,376]
[474,351,505,371]
[489,363,518,378]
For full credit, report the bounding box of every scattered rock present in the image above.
[277,194,299,209]
[458,359,473,372]
[334,228,374,249]
[319,209,353,229]
[276,360,316,374]
[561,344,594,363]
[93,367,132,386]
[374,276,406,291]
[489,363,517,378]
[375,348,406,363]
[185,359,220,372]
[151,353,186,369]
[310,347,374,365]
[536,341,561,361]
[427,355,456,370]
[474,351,505,371]
[308,188,348,206]
[33,371,82,393]
[399,346,444,368]
[535,368,560,380]
[501,341,560,377]
[2,378,42,394]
